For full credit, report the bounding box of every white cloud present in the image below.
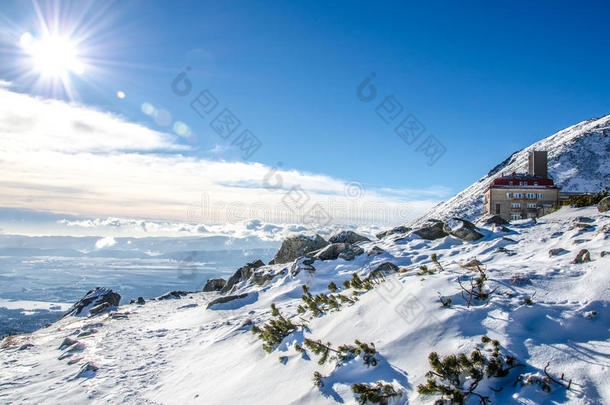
[0,79,11,88]
[0,88,449,228]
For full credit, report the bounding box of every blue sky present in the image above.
[0,0,609,233]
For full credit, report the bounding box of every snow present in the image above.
[1,206,608,404]
[410,114,610,227]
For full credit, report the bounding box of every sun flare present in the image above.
[20,32,85,78]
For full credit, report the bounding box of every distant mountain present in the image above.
[411,114,610,226]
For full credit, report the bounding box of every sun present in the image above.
[20,32,85,78]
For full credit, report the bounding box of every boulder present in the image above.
[250,267,281,286]
[312,243,351,260]
[136,297,145,305]
[367,246,385,256]
[338,245,364,261]
[329,230,370,244]
[572,249,591,264]
[375,226,411,239]
[601,251,608,257]
[569,223,594,231]
[291,256,315,277]
[157,291,189,300]
[203,278,227,292]
[269,235,329,265]
[413,219,449,240]
[482,215,509,226]
[206,293,248,309]
[448,218,484,241]
[548,248,567,257]
[221,259,265,293]
[61,287,121,319]
[372,262,399,274]
[574,216,594,223]
[598,196,610,213]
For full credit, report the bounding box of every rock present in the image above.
[203,278,227,292]
[338,245,364,261]
[312,243,350,260]
[598,196,610,213]
[157,291,189,300]
[269,235,329,265]
[462,259,483,268]
[573,239,590,245]
[61,287,120,319]
[482,215,509,226]
[572,249,591,264]
[375,226,411,239]
[250,267,280,286]
[574,216,594,223]
[509,275,531,286]
[601,251,608,257]
[367,246,385,256]
[206,293,248,309]
[221,260,266,293]
[569,223,594,231]
[448,218,484,241]
[77,329,98,338]
[18,343,34,350]
[328,230,370,244]
[373,262,399,274]
[291,256,316,277]
[548,248,567,257]
[76,362,98,378]
[496,247,515,256]
[413,219,449,240]
[136,297,145,305]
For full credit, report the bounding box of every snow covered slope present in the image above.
[411,114,610,226]
[1,206,608,404]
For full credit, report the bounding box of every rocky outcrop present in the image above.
[572,249,591,264]
[312,243,350,260]
[376,226,411,239]
[221,260,265,293]
[61,287,121,319]
[203,278,227,292]
[548,248,566,257]
[413,219,449,240]
[448,218,484,241]
[269,235,328,265]
[598,196,610,213]
[367,246,385,256]
[328,230,370,244]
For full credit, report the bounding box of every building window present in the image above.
[525,193,536,199]
[509,181,513,185]
[506,192,512,198]
[511,203,521,208]
[527,213,534,218]
[511,214,521,220]
[514,193,523,198]
[534,182,538,186]
[538,193,543,198]
[527,203,537,208]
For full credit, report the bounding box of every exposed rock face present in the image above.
[549,248,567,257]
[291,256,315,277]
[375,226,411,239]
[598,196,610,213]
[269,235,329,265]
[573,249,591,264]
[329,230,370,244]
[221,260,265,293]
[203,278,227,292]
[250,267,283,286]
[312,243,350,260]
[482,215,509,226]
[206,293,248,309]
[413,219,449,240]
[157,291,189,300]
[569,223,594,231]
[449,218,484,242]
[61,287,121,319]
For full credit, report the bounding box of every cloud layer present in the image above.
[0,88,450,230]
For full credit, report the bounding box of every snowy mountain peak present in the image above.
[411,114,610,226]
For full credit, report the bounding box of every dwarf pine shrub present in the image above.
[417,336,523,404]
[352,381,400,405]
[251,304,301,353]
